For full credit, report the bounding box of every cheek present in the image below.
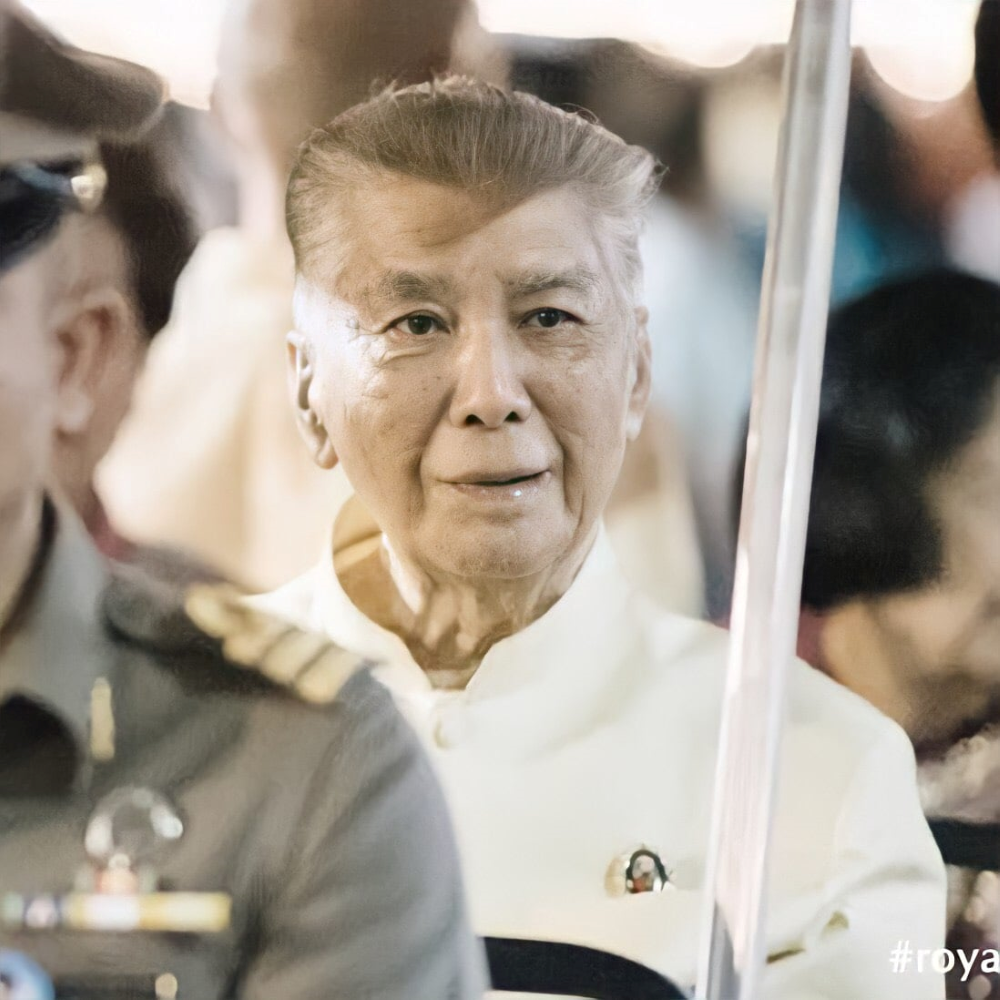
[0,360,56,499]
[319,349,442,483]
[536,355,631,471]
[880,589,977,664]
[0,282,59,494]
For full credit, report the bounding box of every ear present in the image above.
[287,329,338,469]
[53,289,132,437]
[625,305,652,442]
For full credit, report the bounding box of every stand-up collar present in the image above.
[303,495,637,757]
[0,500,110,757]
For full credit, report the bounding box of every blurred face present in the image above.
[0,244,60,523]
[293,177,649,582]
[868,393,1000,691]
[0,215,131,534]
[51,217,145,510]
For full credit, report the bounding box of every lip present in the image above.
[447,468,548,487]
[445,469,551,501]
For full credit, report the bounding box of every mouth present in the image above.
[444,469,551,501]
[451,469,547,487]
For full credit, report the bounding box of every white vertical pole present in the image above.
[695,3,853,998]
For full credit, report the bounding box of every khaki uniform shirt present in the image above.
[259,495,948,1000]
[0,505,485,999]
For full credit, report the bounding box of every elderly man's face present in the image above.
[294,177,650,581]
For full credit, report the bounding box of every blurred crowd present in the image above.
[1,0,999,996]
[72,2,999,622]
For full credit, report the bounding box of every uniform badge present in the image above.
[1,787,229,996]
[605,845,671,896]
[2,786,230,934]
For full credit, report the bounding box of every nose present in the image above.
[449,327,532,429]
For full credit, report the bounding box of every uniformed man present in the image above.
[0,5,486,997]
[259,76,948,998]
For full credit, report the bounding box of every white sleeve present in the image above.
[764,721,947,999]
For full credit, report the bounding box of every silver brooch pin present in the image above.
[605,845,672,897]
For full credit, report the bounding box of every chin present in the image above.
[434,530,568,581]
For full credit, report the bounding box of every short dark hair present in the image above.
[976,0,1000,149]
[801,270,1000,610]
[97,134,197,337]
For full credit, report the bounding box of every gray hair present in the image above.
[286,76,661,300]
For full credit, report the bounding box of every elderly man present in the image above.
[258,77,947,998]
[0,5,484,997]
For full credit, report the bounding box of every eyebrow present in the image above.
[355,264,604,313]
[358,270,454,311]
[504,267,603,300]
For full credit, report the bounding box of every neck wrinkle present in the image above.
[353,526,598,685]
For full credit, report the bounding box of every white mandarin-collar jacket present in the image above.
[257,496,946,999]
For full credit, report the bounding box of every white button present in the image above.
[432,705,468,749]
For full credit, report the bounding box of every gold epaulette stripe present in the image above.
[183,584,246,639]
[222,619,294,667]
[257,628,330,686]
[294,647,366,704]
[183,585,359,705]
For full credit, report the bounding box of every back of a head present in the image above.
[97,126,198,338]
[287,76,660,298]
[803,269,1000,611]
[218,0,471,171]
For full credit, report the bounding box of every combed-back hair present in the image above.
[800,269,1000,610]
[286,76,661,298]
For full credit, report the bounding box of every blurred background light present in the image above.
[857,0,978,103]
[21,0,982,106]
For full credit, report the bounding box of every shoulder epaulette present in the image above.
[103,568,368,705]
[183,584,368,705]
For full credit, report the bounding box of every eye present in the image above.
[524,308,574,329]
[392,313,441,336]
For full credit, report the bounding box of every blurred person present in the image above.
[98,0,484,589]
[259,77,946,998]
[785,272,999,998]
[48,131,199,563]
[639,190,757,616]
[0,6,485,997]
[947,0,1000,283]
[705,57,987,615]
